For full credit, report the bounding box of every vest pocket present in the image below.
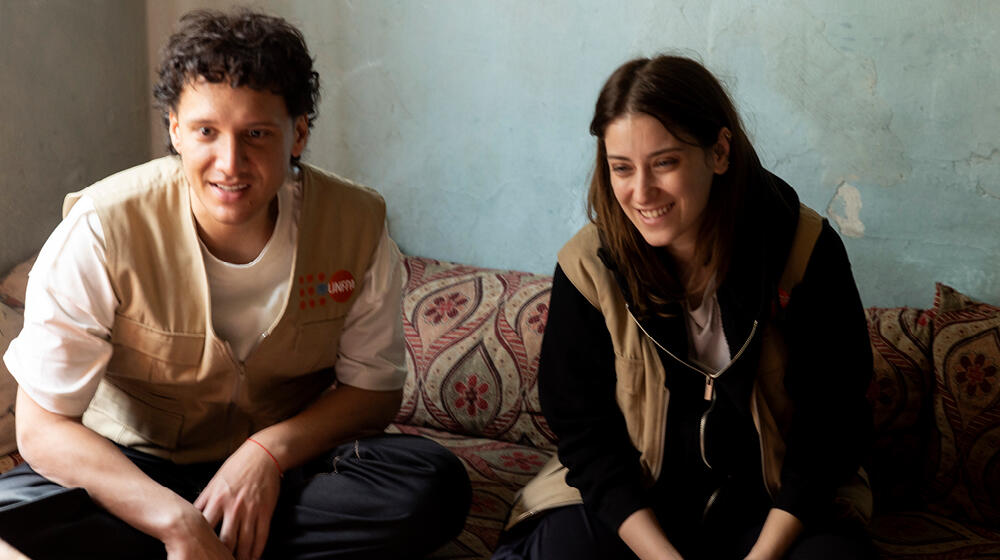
[296,316,348,372]
[83,380,185,450]
[108,314,204,383]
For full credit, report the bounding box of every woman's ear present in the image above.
[712,127,731,174]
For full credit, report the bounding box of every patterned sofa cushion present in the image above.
[864,306,934,509]
[869,510,1000,558]
[925,284,1000,525]
[388,423,552,559]
[396,256,556,451]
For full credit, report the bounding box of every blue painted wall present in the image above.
[5,1,998,307]
[73,0,980,310]
[264,0,999,308]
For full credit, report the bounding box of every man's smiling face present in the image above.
[169,78,308,247]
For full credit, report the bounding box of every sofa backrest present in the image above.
[864,306,935,510]
[865,285,1000,525]
[922,283,1000,525]
[396,256,557,451]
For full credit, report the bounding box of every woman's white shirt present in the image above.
[684,278,731,373]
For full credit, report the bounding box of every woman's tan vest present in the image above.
[62,156,386,463]
[507,205,872,529]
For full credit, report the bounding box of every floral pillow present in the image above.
[925,283,1000,524]
[395,256,557,451]
[866,306,933,432]
[864,306,934,509]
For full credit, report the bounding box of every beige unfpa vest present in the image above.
[508,204,872,529]
[63,156,385,463]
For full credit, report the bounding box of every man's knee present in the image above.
[415,437,471,534]
[372,434,470,532]
[361,434,471,552]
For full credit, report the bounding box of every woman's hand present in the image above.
[743,508,803,560]
[618,508,685,560]
[194,440,283,560]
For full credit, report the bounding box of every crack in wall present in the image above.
[976,183,1000,201]
[965,148,1000,165]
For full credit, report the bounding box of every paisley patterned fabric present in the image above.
[386,423,552,559]
[869,510,1000,558]
[925,283,1000,525]
[865,306,934,509]
[395,256,556,451]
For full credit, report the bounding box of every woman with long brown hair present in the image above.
[494,55,876,559]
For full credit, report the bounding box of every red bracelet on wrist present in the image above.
[247,437,283,477]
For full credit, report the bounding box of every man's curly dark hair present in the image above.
[153,8,321,156]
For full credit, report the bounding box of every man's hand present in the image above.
[15,390,237,559]
[159,501,234,560]
[194,440,283,560]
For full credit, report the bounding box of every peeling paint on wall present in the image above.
[827,182,865,238]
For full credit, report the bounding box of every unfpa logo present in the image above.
[327,270,356,302]
[299,269,356,309]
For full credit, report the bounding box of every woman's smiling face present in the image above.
[604,112,729,267]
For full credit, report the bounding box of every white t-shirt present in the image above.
[4,177,406,417]
[202,176,298,361]
[684,278,731,373]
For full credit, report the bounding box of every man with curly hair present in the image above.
[0,9,469,560]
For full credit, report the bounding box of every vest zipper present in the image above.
[245,330,269,358]
[626,305,758,467]
[626,305,758,387]
[702,485,723,523]
[625,305,759,516]
[699,390,718,469]
[221,340,245,444]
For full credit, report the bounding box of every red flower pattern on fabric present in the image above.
[468,494,495,514]
[917,310,936,326]
[454,375,489,416]
[424,292,469,324]
[527,303,549,334]
[500,451,544,471]
[956,353,997,397]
